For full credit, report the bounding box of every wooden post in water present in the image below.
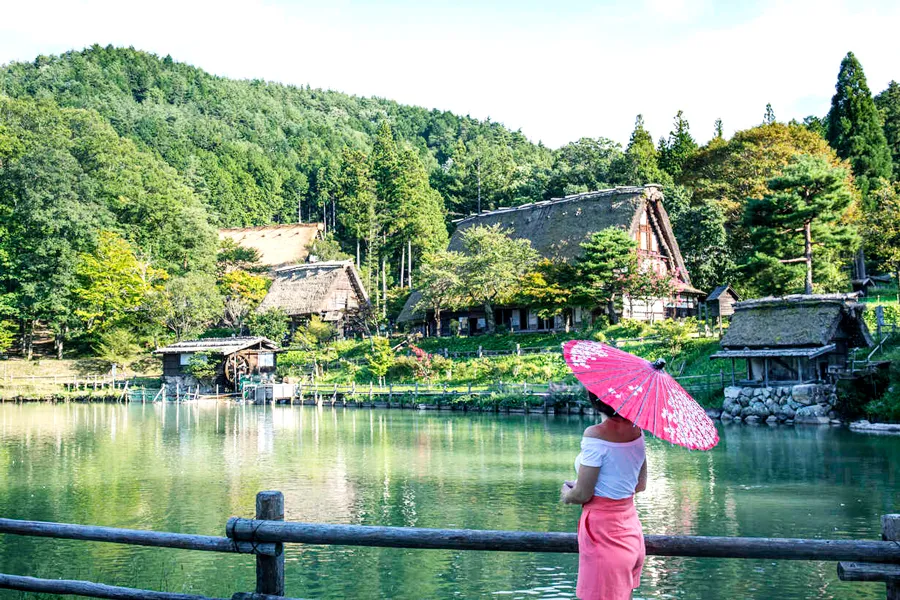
[885,515,900,600]
[255,491,285,596]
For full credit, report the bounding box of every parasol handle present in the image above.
[652,358,667,371]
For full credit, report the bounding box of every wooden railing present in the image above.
[0,491,897,599]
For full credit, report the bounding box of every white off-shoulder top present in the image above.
[574,433,645,500]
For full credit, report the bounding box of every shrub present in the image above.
[652,318,699,355]
[185,352,218,385]
[246,308,289,344]
[293,315,336,347]
[93,329,140,370]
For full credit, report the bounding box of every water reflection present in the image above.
[0,403,896,599]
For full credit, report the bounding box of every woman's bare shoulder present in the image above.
[583,424,609,440]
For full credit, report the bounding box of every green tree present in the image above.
[415,251,465,337]
[246,308,289,343]
[217,239,264,275]
[826,52,893,194]
[366,337,395,385]
[764,103,776,125]
[93,328,140,371]
[615,115,668,186]
[455,225,539,333]
[547,138,622,197]
[875,81,900,181]
[743,155,857,295]
[73,231,167,333]
[218,269,269,333]
[863,183,900,287]
[515,259,578,329]
[658,111,698,180]
[161,274,223,340]
[185,352,218,386]
[572,228,639,324]
[670,200,735,291]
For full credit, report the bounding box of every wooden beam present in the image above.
[885,514,900,599]
[255,492,285,595]
[837,561,900,582]
[0,573,225,600]
[226,520,900,563]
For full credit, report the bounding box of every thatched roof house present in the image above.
[257,261,369,329]
[399,185,701,330]
[155,337,280,390]
[218,224,323,269]
[712,294,874,384]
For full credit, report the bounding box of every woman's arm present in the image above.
[561,465,599,505]
[634,459,648,493]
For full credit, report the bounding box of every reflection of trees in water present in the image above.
[0,405,896,599]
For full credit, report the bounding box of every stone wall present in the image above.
[721,383,839,424]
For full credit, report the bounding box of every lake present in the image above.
[0,402,897,599]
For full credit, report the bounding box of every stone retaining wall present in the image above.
[720,383,839,424]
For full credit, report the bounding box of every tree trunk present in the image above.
[856,249,867,280]
[483,301,496,333]
[23,319,34,361]
[400,244,405,289]
[356,239,361,268]
[804,220,813,295]
[434,307,442,338]
[606,299,619,325]
[408,240,413,288]
[565,312,571,333]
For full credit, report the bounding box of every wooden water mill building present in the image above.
[711,294,876,386]
[155,337,280,392]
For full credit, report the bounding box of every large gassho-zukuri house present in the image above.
[256,260,370,334]
[398,185,702,334]
[218,223,324,269]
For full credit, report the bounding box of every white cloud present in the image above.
[1,0,898,148]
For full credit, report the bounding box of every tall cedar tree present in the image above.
[658,111,698,180]
[743,155,856,295]
[875,81,900,181]
[572,228,639,325]
[618,115,667,185]
[826,52,893,195]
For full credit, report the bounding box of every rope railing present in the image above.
[0,491,896,599]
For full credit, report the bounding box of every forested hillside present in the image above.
[2,45,900,359]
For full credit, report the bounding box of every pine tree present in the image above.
[826,52,893,194]
[713,119,724,140]
[617,115,666,185]
[658,110,698,180]
[875,80,900,181]
[743,155,857,295]
[764,104,776,125]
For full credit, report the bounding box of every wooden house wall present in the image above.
[324,271,361,312]
[710,292,738,319]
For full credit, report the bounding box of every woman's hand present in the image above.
[560,481,574,502]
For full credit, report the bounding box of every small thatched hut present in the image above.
[711,294,874,385]
[218,224,323,269]
[256,260,370,334]
[398,185,701,333]
[155,337,280,391]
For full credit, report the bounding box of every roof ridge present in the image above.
[451,185,655,224]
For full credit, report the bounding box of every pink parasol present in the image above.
[563,340,719,450]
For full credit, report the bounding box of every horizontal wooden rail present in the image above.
[226,520,900,564]
[0,573,226,600]
[0,518,271,555]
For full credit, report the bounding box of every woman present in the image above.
[560,393,648,600]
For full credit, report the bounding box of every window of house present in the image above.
[179,353,191,366]
[258,353,274,368]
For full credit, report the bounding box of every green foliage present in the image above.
[651,318,699,355]
[218,269,269,332]
[415,250,465,334]
[875,80,900,181]
[217,239,264,275]
[764,103,777,125]
[366,337,395,381]
[0,320,16,354]
[864,183,900,284]
[246,308,289,343]
[292,315,337,347]
[185,352,218,385]
[743,155,857,295]
[571,228,639,320]
[547,137,622,197]
[826,52,893,194]
[454,225,540,332]
[516,259,577,320]
[617,114,668,185]
[161,273,223,340]
[306,234,352,262]
[658,110,698,180]
[73,231,167,333]
[93,328,140,369]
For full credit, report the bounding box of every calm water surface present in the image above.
[0,402,897,599]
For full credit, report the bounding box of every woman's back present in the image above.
[575,422,645,500]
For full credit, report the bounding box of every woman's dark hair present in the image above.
[588,392,624,419]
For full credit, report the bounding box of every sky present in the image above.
[2,0,900,148]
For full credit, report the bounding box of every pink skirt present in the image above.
[576,495,645,600]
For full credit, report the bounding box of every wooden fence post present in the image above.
[884,514,900,600]
[255,491,285,596]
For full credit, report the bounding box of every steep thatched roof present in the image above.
[720,294,873,349]
[218,224,323,268]
[398,185,692,323]
[257,261,369,317]
[449,186,690,279]
[155,337,279,355]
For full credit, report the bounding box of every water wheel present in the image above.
[225,353,251,384]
